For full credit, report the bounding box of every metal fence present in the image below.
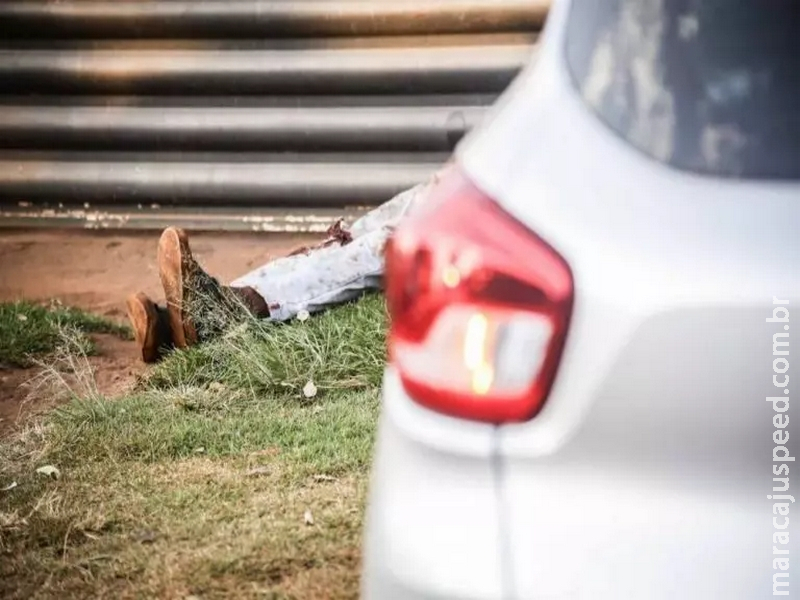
[0,1,546,231]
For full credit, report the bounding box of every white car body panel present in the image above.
[364,0,800,597]
[362,370,503,600]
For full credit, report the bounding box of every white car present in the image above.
[362,0,799,598]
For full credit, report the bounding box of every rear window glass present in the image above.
[565,0,799,179]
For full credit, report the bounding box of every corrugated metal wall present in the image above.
[0,1,546,231]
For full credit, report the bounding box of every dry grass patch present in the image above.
[0,296,387,598]
[1,456,366,599]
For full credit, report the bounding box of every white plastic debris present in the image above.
[304,509,314,526]
[297,309,310,322]
[1,481,18,492]
[303,380,318,398]
[16,314,27,322]
[35,465,61,479]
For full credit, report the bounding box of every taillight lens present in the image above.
[386,167,573,423]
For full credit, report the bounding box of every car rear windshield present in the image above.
[565,0,799,179]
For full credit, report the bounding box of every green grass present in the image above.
[0,301,131,367]
[0,295,388,599]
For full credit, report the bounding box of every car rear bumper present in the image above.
[499,459,769,599]
[362,370,506,600]
[364,388,772,600]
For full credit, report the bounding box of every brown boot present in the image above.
[158,227,264,346]
[157,227,199,349]
[125,292,174,363]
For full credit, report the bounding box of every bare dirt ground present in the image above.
[0,229,317,433]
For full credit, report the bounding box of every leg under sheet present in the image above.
[230,182,430,321]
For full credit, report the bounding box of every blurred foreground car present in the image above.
[363,0,799,598]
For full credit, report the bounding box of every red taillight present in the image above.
[386,167,573,423]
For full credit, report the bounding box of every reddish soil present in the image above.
[0,229,317,434]
[0,334,137,434]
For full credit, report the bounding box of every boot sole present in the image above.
[157,227,198,348]
[125,292,161,363]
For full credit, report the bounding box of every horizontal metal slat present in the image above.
[0,154,443,206]
[0,204,366,233]
[0,104,486,151]
[0,32,535,50]
[0,93,500,108]
[0,37,536,95]
[0,150,449,163]
[0,0,549,39]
